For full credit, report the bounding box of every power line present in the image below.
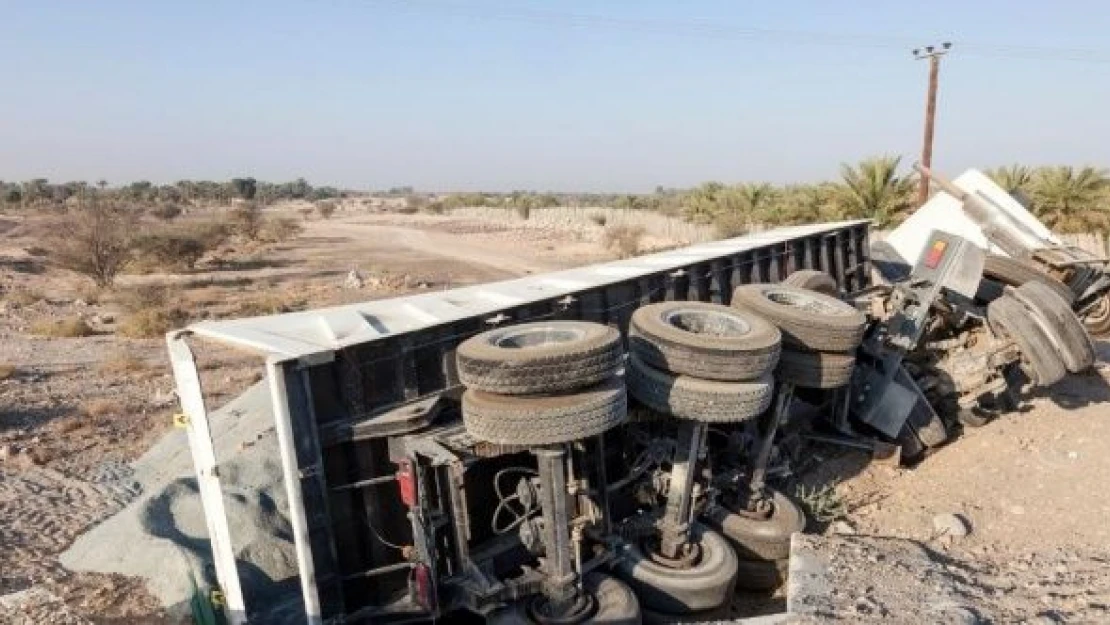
[365,0,1110,64]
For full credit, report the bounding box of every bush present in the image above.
[31,317,95,337]
[82,398,124,418]
[115,284,169,312]
[515,205,531,220]
[45,203,132,287]
[714,212,749,238]
[132,231,208,271]
[602,225,646,258]
[235,293,308,317]
[258,217,303,243]
[230,202,262,239]
[3,288,43,307]
[148,204,183,220]
[98,353,148,375]
[118,306,188,338]
[316,200,337,219]
[588,213,608,227]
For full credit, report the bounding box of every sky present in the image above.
[3,0,1110,192]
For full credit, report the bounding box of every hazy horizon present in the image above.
[3,1,1110,192]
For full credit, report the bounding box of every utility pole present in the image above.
[913,42,952,207]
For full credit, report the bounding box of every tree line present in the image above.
[0,177,342,208]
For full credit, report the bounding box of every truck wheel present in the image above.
[626,355,773,423]
[988,295,1067,387]
[462,378,627,445]
[488,573,641,625]
[703,489,805,561]
[457,321,622,395]
[775,349,856,389]
[895,423,927,463]
[734,558,789,591]
[629,302,781,381]
[982,254,1075,304]
[782,269,838,296]
[731,284,866,352]
[1012,281,1096,373]
[1083,293,1110,338]
[614,524,738,614]
[641,604,730,624]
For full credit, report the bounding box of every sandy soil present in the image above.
[2,204,1109,622]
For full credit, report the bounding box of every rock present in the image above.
[933,513,971,538]
[0,443,14,461]
[830,520,856,535]
[1010,505,1026,515]
[343,269,364,290]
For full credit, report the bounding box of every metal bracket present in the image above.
[166,335,248,624]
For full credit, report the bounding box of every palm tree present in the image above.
[838,156,916,227]
[987,165,1033,194]
[1030,166,1110,232]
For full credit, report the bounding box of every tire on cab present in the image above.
[980,254,1075,304]
[730,284,867,352]
[987,295,1067,387]
[629,301,781,381]
[1011,281,1095,373]
[613,523,738,615]
[626,354,774,423]
[462,377,627,445]
[487,572,641,625]
[456,321,622,395]
[781,269,838,296]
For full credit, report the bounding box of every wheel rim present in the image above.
[491,326,587,349]
[662,307,751,337]
[763,288,851,315]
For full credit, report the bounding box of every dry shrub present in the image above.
[602,225,646,258]
[230,202,262,239]
[0,364,15,380]
[3,288,43,307]
[131,231,208,272]
[118,306,189,338]
[74,283,103,305]
[31,317,95,338]
[82,398,124,418]
[589,213,608,226]
[258,217,303,243]
[148,204,183,220]
[316,200,338,219]
[115,284,169,312]
[235,293,308,317]
[44,203,132,287]
[99,353,148,375]
[714,212,749,238]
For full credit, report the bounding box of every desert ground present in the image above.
[1,202,1108,623]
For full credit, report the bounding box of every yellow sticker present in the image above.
[173,413,190,428]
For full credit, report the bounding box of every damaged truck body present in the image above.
[168,169,1102,624]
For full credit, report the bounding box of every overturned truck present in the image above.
[169,174,1097,624]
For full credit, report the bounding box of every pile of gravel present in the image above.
[59,382,302,621]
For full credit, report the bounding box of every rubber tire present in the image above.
[734,558,789,592]
[896,422,927,463]
[641,604,730,624]
[626,355,774,423]
[1082,293,1110,338]
[629,301,781,381]
[987,295,1067,388]
[462,377,627,445]
[487,573,641,625]
[982,254,1076,305]
[775,348,856,389]
[457,321,622,395]
[731,284,866,352]
[613,524,738,615]
[1012,281,1095,373]
[704,489,806,561]
[782,270,838,296]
